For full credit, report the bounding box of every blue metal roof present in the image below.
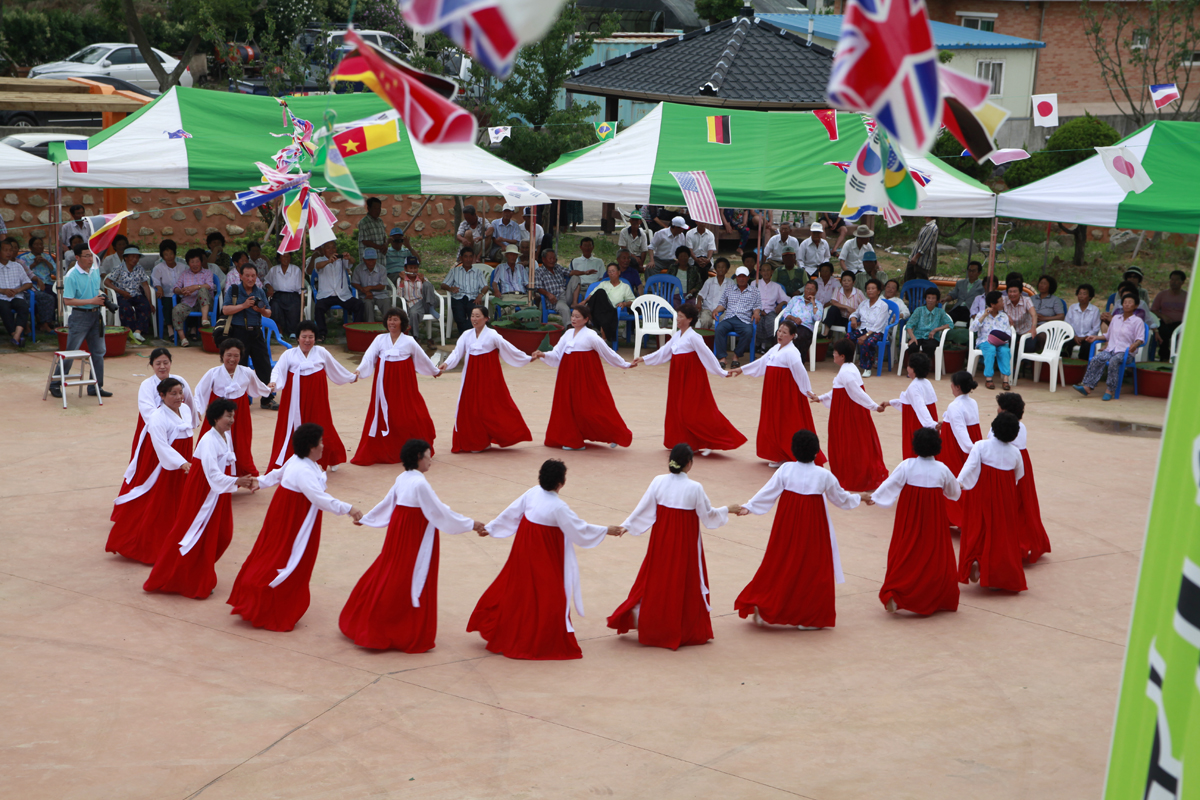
[758,13,1045,50]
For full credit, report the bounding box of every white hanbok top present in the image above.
[738,341,812,393]
[540,325,631,369]
[942,395,980,455]
[957,436,1024,490]
[743,460,860,584]
[870,456,961,507]
[485,486,608,632]
[257,455,353,587]
[622,472,729,534]
[818,362,879,410]
[139,373,200,427]
[987,420,1028,451]
[356,332,439,438]
[441,325,532,429]
[175,428,239,556]
[269,345,357,466]
[641,327,729,377]
[888,377,938,427]
[116,404,194,507]
[359,470,476,607]
[195,364,271,408]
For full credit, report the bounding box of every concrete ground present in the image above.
[0,342,1162,799]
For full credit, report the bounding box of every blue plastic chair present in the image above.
[24,288,36,343]
[256,316,291,370]
[848,299,900,375]
[901,279,936,313]
[644,274,684,310]
[712,309,757,364]
[308,272,358,331]
[1087,321,1147,398]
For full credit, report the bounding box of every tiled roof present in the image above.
[564,16,834,109]
[759,13,1045,50]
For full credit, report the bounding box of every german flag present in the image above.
[706,115,731,145]
[333,118,400,158]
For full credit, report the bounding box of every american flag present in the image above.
[669,170,721,226]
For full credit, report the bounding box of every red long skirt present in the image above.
[269,372,346,470]
[1017,450,1051,564]
[227,487,324,631]
[900,403,940,460]
[340,505,441,652]
[467,517,580,660]
[130,413,146,461]
[735,491,836,628]
[452,350,532,453]
[352,357,437,466]
[663,351,746,451]
[878,485,959,615]
[143,460,234,599]
[107,436,193,564]
[757,366,825,465]
[957,465,1027,592]
[545,350,633,449]
[826,388,888,491]
[607,507,712,649]
[937,422,981,528]
[199,393,258,476]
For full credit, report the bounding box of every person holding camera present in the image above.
[220,261,277,410]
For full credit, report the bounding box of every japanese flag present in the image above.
[1031,93,1058,127]
[1095,146,1154,194]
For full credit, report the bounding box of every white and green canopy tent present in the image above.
[996,120,1200,234]
[0,143,57,189]
[47,86,530,193]
[532,102,996,218]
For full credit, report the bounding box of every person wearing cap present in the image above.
[456,204,487,259]
[775,246,805,296]
[265,251,303,338]
[697,257,731,329]
[486,204,523,261]
[797,222,831,276]
[357,197,389,256]
[103,246,155,343]
[911,217,939,274]
[352,248,390,323]
[753,262,790,354]
[713,266,762,368]
[441,246,492,337]
[685,220,716,276]
[618,212,650,268]
[649,216,688,278]
[853,250,888,292]
[384,226,419,277]
[491,244,528,299]
[1121,265,1150,306]
[100,234,131,276]
[762,221,800,268]
[397,254,440,337]
[222,259,277,406]
[839,224,875,275]
[308,240,365,342]
[534,249,577,321]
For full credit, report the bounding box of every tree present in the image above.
[1080,0,1200,127]
[695,0,746,24]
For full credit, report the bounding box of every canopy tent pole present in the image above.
[527,208,535,306]
[1043,221,1052,268]
[966,218,976,265]
[1130,230,1147,261]
[986,216,998,283]
[54,186,64,322]
[400,195,434,242]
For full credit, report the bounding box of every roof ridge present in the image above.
[699,16,752,96]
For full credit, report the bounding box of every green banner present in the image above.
[1105,240,1200,797]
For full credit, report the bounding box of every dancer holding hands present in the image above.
[809,339,889,491]
[938,371,982,529]
[194,337,271,476]
[888,352,939,461]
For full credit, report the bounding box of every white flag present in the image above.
[1031,94,1058,127]
[484,179,551,207]
[1095,146,1154,194]
[488,126,512,143]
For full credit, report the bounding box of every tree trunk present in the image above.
[1058,222,1088,266]
[122,0,202,92]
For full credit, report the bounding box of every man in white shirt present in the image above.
[264,251,304,337]
[762,222,800,268]
[617,212,650,267]
[569,237,605,289]
[491,245,528,298]
[697,257,731,329]
[753,262,791,353]
[648,216,688,276]
[307,240,365,341]
[838,224,875,275]
[517,206,545,266]
[351,248,390,323]
[485,204,522,260]
[797,221,831,276]
[59,204,89,249]
[685,221,716,276]
[456,204,487,258]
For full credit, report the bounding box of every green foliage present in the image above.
[694,0,746,23]
[937,50,955,64]
[0,8,127,69]
[930,129,992,185]
[1002,114,1121,188]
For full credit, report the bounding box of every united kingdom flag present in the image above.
[400,0,565,79]
[827,0,943,155]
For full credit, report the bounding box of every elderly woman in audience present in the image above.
[882,279,910,318]
[849,278,890,377]
[1027,274,1066,352]
[1003,271,1038,354]
[825,270,865,330]
[813,261,838,307]
[1063,283,1101,359]
[969,275,1001,317]
[904,286,953,363]
[971,290,1013,391]
[103,247,155,343]
[780,279,823,354]
[1151,270,1187,361]
[1073,292,1145,401]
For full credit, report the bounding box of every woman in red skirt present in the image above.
[956,412,1027,593]
[194,337,271,476]
[268,321,358,472]
[734,430,863,629]
[351,307,440,466]
[869,427,961,615]
[468,459,624,660]
[608,444,740,649]
[132,347,200,460]
[437,306,533,453]
[228,423,363,632]
[994,392,1050,564]
[533,304,634,451]
[887,352,939,461]
[731,318,824,468]
[144,398,257,598]
[108,378,196,564]
[812,338,889,491]
[632,302,746,456]
[938,371,981,530]
[340,438,484,652]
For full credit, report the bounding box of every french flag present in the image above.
[1150,83,1180,109]
[64,139,88,173]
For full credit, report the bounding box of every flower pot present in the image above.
[344,322,386,353]
[693,328,716,349]
[56,326,129,357]
[816,339,829,362]
[1136,364,1173,398]
[200,327,218,353]
[490,322,566,355]
[1060,359,1087,386]
[941,349,966,374]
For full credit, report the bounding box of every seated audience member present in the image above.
[1073,292,1144,401]
[753,262,790,353]
[616,249,642,292]
[485,204,523,261]
[1028,273,1066,352]
[171,249,216,344]
[813,261,838,306]
[99,234,130,276]
[904,287,953,361]
[797,222,830,276]
[854,250,888,292]
[740,250,761,283]
[819,212,848,253]
[397,255,440,337]
[969,275,1001,317]
[1101,280,1154,327]
[247,242,270,275]
[517,207,546,266]
[618,212,651,267]
[685,221,716,276]
[456,205,486,260]
[763,221,800,268]
[1151,270,1187,361]
[151,240,186,331]
[970,289,1013,390]
[491,245,528,298]
[697,257,731,329]
[588,263,636,343]
[569,237,605,290]
[649,217,688,279]
[385,226,419,277]
[677,246,706,299]
[839,224,875,275]
[18,235,57,332]
[1003,271,1039,353]
[713,265,761,367]
[63,235,85,271]
[774,246,805,296]
[264,251,303,338]
[1063,283,1101,359]
[103,246,155,343]
[825,270,866,330]
[206,231,231,279]
[1122,265,1150,305]
[441,246,492,337]
[351,248,390,323]
[946,260,983,323]
[882,279,910,318]
[780,279,823,353]
[0,237,32,346]
[307,240,365,342]
[721,208,751,256]
[535,249,576,321]
[849,278,890,376]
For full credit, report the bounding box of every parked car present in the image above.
[28,43,193,92]
[0,76,155,128]
[0,133,90,160]
[295,29,413,61]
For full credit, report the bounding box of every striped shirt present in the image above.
[718,282,761,324]
[0,260,30,298]
[535,264,570,299]
[443,263,491,300]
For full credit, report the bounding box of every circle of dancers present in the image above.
[111,301,1048,660]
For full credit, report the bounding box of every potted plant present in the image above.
[342,322,387,353]
[815,337,830,362]
[1135,362,1173,398]
[941,342,966,374]
[490,318,566,355]
[56,325,130,357]
[199,326,219,353]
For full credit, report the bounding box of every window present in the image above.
[107,48,134,65]
[976,60,1005,95]
[957,11,997,32]
[1184,50,1200,66]
[1132,32,1148,50]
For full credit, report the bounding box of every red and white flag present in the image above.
[1096,146,1153,194]
[1150,83,1180,109]
[400,0,566,79]
[1032,93,1059,127]
[669,170,721,226]
[812,109,839,140]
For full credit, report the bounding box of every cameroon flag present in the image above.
[706,115,731,145]
[333,118,400,158]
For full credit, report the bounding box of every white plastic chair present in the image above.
[1170,324,1184,364]
[774,312,818,372]
[631,294,677,360]
[965,329,984,376]
[896,327,951,380]
[1013,321,1074,392]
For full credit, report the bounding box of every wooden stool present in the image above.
[44,350,101,409]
